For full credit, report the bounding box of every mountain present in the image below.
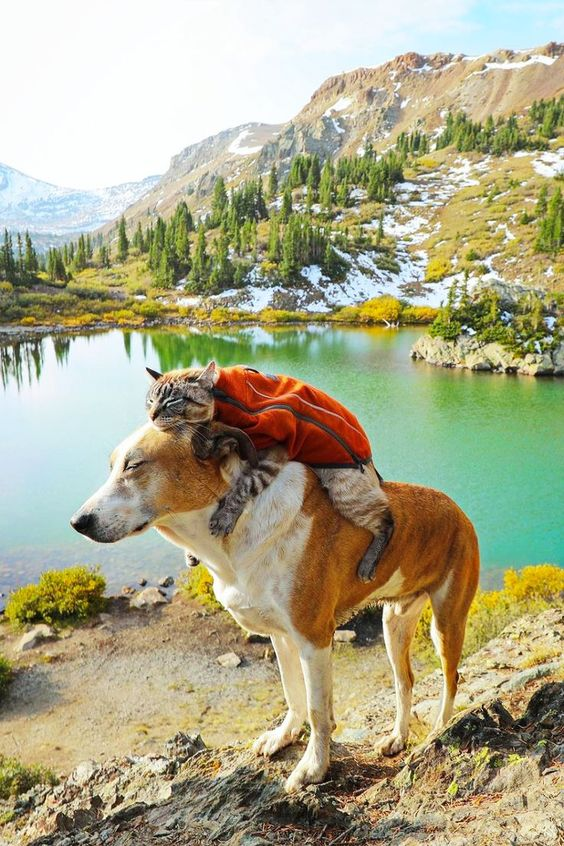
[117,42,564,228]
[0,164,160,246]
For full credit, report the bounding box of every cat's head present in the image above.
[145,361,217,430]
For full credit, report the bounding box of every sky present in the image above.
[2,0,562,189]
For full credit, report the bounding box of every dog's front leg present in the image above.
[253,634,306,758]
[285,643,334,793]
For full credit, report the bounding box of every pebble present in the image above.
[138,577,148,587]
[158,576,174,588]
[334,629,357,643]
[217,651,242,668]
[121,585,136,596]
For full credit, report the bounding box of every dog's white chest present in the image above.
[212,575,291,637]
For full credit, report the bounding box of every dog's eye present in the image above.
[125,461,145,472]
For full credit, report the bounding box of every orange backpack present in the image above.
[213,366,372,469]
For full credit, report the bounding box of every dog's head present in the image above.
[70,422,241,543]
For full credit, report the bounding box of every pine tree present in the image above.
[86,234,93,259]
[75,234,87,270]
[24,232,38,277]
[209,232,234,292]
[319,161,333,212]
[280,186,293,223]
[267,213,281,262]
[190,225,209,288]
[117,216,129,262]
[132,222,145,253]
[267,164,278,201]
[211,177,228,227]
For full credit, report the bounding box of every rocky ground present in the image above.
[411,334,564,377]
[0,605,562,845]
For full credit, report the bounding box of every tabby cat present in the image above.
[145,362,286,539]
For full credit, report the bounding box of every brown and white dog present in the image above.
[71,422,479,792]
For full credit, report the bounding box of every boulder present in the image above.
[551,342,564,376]
[130,587,168,609]
[158,576,174,588]
[217,651,242,668]
[17,624,57,652]
[520,353,554,376]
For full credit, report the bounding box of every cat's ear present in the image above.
[146,366,163,382]
[197,360,217,388]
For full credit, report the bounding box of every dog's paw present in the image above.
[376,732,407,757]
[284,748,328,793]
[253,725,299,758]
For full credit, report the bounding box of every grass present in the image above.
[5,566,107,627]
[0,656,12,700]
[0,756,58,802]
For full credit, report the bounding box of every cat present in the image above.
[145,362,286,540]
[145,362,393,582]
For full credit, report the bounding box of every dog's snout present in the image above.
[70,511,95,536]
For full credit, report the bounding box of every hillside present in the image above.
[116,42,564,229]
[0,164,160,246]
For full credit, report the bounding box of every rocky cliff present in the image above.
[411,334,564,376]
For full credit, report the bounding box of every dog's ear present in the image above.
[197,360,217,388]
[212,425,258,467]
[146,366,163,382]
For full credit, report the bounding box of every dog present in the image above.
[71,421,479,792]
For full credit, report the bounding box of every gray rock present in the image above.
[121,585,136,596]
[217,651,242,668]
[68,760,100,786]
[502,661,560,691]
[138,577,148,587]
[17,624,57,652]
[130,587,168,609]
[164,731,206,762]
[158,576,174,588]
[333,629,357,643]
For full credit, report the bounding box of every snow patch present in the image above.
[228,129,263,156]
[323,96,353,116]
[400,97,411,109]
[532,150,564,179]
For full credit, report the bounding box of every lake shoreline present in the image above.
[0,316,428,347]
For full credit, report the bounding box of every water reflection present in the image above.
[1,339,45,389]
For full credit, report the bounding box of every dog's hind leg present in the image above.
[377,593,428,756]
[253,634,307,758]
[285,643,333,793]
[429,581,470,732]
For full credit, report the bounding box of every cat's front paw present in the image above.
[209,505,238,537]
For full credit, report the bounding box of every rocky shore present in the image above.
[1,607,562,846]
[411,334,564,376]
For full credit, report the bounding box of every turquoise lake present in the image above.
[0,325,562,596]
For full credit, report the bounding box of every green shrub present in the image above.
[0,656,12,700]
[178,564,222,611]
[5,566,107,627]
[0,756,58,800]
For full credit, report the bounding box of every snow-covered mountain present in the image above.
[0,164,160,243]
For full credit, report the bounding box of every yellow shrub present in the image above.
[401,306,439,324]
[5,566,107,627]
[20,316,38,326]
[357,296,402,324]
[425,257,452,282]
[178,564,221,611]
[503,565,564,603]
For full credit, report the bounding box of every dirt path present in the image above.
[0,596,390,774]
